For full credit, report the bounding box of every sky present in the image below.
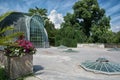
[0,0,120,32]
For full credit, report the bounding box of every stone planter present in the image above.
[0,51,7,66]
[5,54,33,79]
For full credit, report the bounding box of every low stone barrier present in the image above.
[104,44,120,48]
[77,43,120,48]
[77,44,104,48]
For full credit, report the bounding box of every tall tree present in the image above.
[44,19,56,45]
[73,0,110,37]
[29,7,47,17]
[58,0,112,44]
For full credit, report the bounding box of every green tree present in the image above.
[114,31,120,43]
[44,19,56,45]
[59,0,112,44]
[73,0,110,37]
[55,26,77,47]
[29,7,47,17]
[90,25,113,43]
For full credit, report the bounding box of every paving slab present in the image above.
[24,76,41,80]
[33,47,120,80]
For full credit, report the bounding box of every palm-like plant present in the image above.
[29,7,47,16]
[0,26,22,46]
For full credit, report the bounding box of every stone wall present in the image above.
[104,44,120,48]
[77,44,104,48]
[0,51,7,66]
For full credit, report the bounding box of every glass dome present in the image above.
[63,49,78,53]
[57,45,67,49]
[80,58,120,75]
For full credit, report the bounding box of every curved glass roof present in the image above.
[0,12,49,48]
[80,58,120,75]
[57,45,67,49]
[63,49,78,53]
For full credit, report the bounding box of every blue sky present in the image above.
[0,0,120,32]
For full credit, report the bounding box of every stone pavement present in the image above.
[26,47,120,80]
[25,76,41,80]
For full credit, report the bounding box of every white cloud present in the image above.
[48,10,64,29]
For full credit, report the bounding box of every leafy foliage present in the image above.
[29,7,47,16]
[0,12,13,22]
[0,67,8,80]
[55,27,77,47]
[56,0,119,45]
[44,19,56,46]
[0,26,22,46]
[90,25,113,43]
[73,0,110,37]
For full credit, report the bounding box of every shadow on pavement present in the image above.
[33,65,44,73]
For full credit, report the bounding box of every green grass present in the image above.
[0,66,33,80]
[0,67,8,80]
[16,73,33,80]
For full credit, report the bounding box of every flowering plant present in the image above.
[4,34,36,57]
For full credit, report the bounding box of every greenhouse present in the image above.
[0,12,49,48]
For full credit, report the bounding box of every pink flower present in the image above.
[15,34,35,53]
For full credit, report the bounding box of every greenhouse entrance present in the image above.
[29,15,49,48]
[30,15,44,47]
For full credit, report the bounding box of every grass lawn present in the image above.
[0,66,8,80]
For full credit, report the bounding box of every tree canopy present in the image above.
[55,0,119,47]
[29,7,47,16]
[73,0,110,37]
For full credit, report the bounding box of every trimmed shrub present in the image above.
[61,38,77,47]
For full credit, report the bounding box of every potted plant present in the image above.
[4,34,36,57]
[4,34,36,79]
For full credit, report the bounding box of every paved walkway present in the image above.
[26,47,120,80]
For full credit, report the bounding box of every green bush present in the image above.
[75,30,87,43]
[61,38,77,47]
[55,35,61,46]
[0,67,8,80]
